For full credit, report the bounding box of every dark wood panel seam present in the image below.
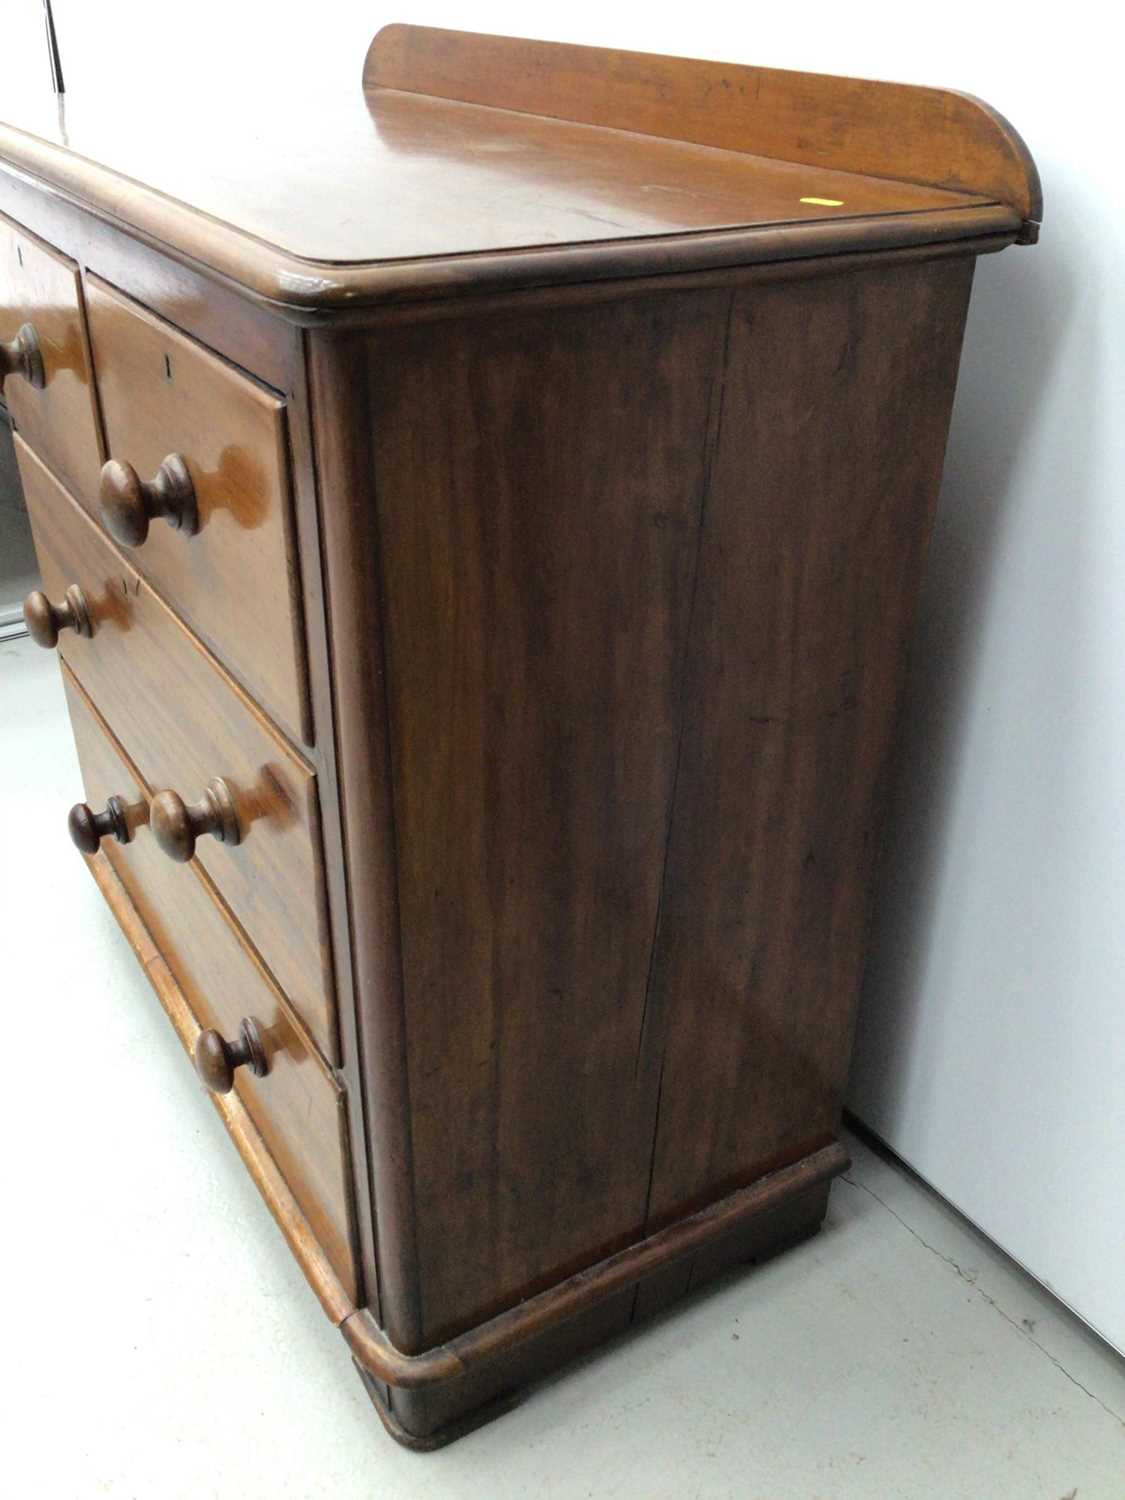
[632,287,736,1081]
[342,1141,849,1388]
[628,289,736,1312]
[628,1052,669,1325]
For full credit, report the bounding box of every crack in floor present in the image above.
[839,1172,1125,1432]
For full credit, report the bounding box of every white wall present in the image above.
[844,49,1125,1352]
[14,0,1122,1348]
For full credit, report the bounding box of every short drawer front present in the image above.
[84,275,309,743]
[0,211,103,498]
[20,438,337,1062]
[62,665,357,1301]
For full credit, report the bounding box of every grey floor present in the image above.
[4,631,1124,1499]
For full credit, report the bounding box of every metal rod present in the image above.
[42,0,65,95]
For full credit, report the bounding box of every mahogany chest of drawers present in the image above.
[2,26,1039,1447]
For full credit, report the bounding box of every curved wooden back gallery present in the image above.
[0,25,1039,1449]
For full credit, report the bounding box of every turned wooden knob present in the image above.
[194,1018,269,1094]
[99,454,197,547]
[0,322,45,389]
[150,778,241,862]
[23,585,93,648]
[68,795,131,854]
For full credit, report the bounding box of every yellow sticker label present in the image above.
[800,196,845,207]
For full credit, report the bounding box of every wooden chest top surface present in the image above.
[0,86,991,266]
[0,26,1036,311]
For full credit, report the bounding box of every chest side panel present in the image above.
[643,257,976,1225]
[366,292,730,1343]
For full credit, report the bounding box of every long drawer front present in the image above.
[18,437,337,1063]
[63,664,357,1301]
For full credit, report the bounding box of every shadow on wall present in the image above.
[848,178,1088,1135]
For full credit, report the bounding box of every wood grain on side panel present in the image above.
[641,258,976,1227]
[363,293,730,1344]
